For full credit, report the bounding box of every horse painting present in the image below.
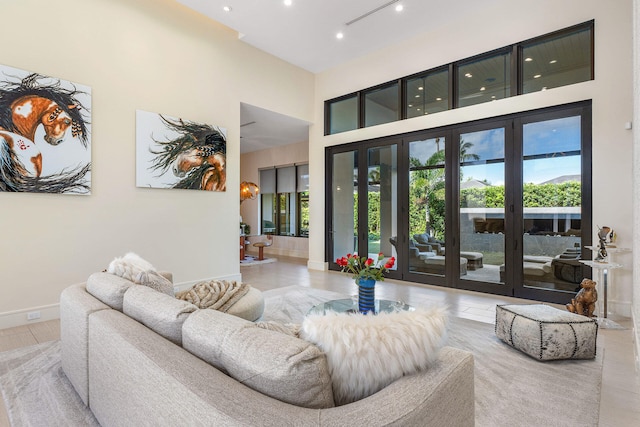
[136,111,226,191]
[0,69,91,194]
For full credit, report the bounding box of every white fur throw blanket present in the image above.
[176,280,250,313]
[107,252,156,284]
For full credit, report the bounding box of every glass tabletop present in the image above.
[308,298,414,315]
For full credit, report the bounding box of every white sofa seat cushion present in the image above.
[123,286,197,345]
[182,309,334,409]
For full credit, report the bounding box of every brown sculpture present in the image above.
[566,278,598,317]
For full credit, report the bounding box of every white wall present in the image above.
[309,0,635,318]
[0,0,314,327]
[632,0,640,370]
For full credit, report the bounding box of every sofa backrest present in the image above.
[182,309,335,409]
[123,285,197,345]
[86,272,135,311]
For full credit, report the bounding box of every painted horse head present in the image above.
[10,95,79,145]
[0,73,89,147]
[149,115,226,191]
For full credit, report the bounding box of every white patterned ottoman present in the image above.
[495,304,597,361]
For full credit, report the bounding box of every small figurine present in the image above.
[566,278,598,317]
[595,225,615,263]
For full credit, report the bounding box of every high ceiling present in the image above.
[176,0,503,152]
[177,0,500,73]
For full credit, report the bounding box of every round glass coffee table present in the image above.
[308,298,413,315]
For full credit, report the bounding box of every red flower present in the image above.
[336,253,394,281]
[336,257,349,267]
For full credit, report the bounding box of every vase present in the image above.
[357,278,376,314]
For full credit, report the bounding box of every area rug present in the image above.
[240,256,277,267]
[261,286,603,427]
[0,341,99,427]
[0,285,602,427]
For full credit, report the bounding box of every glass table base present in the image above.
[308,298,413,315]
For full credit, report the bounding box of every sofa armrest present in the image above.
[60,283,110,405]
[318,346,474,426]
[414,242,434,253]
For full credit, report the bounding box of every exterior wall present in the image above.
[309,0,635,317]
[240,141,309,259]
[0,0,314,327]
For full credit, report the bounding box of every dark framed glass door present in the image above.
[326,140,400,280]
[326,101,591,305]
[455,122,513,296]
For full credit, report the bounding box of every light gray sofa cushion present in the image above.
[123,285,197,345]
[87,310,315,427]
[182,309,335,409]
[138,270,174,296]
[85,272,135,311]
[225,286,265,321]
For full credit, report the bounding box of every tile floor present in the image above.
[0,256,638,426]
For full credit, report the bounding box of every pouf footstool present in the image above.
[495,304,597,361]
[460,251,483,270]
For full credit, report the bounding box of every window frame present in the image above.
[259,164,310,238]
[324,20,594,135]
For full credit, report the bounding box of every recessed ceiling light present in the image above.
[525,57,533,62]
[533,74,542,79]
[549,59,557,64]
[480,87,486,91]
[491,96,496,99]
[418,86,424,91]
[408,104,413,107]
[284,0,292,6]
[336,32,344,40]
[436,97,442,101]
[395,4,404,12]
[223,5,232,12]
[416,108,421,111]
[465,73,473,78]
[415,94,420,98]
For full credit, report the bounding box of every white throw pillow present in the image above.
[301,306,449,405]
[107,252,156,284]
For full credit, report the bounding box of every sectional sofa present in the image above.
[60,271,475,426]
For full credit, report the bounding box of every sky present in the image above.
[410,115,582,186]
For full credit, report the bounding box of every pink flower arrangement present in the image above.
[336,253,396,281]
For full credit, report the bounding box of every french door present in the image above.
[326,139,401,281]
[327,102,591,304]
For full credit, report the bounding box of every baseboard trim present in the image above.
[633,310,640,373]
[0,303,60,330]
[307,260,327,271]
[0,273,243,330]
[608,300,632,317]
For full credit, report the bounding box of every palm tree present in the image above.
[410,139,479,238]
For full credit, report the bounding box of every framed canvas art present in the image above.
[0,64,92,194]
[136,110,226,191]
